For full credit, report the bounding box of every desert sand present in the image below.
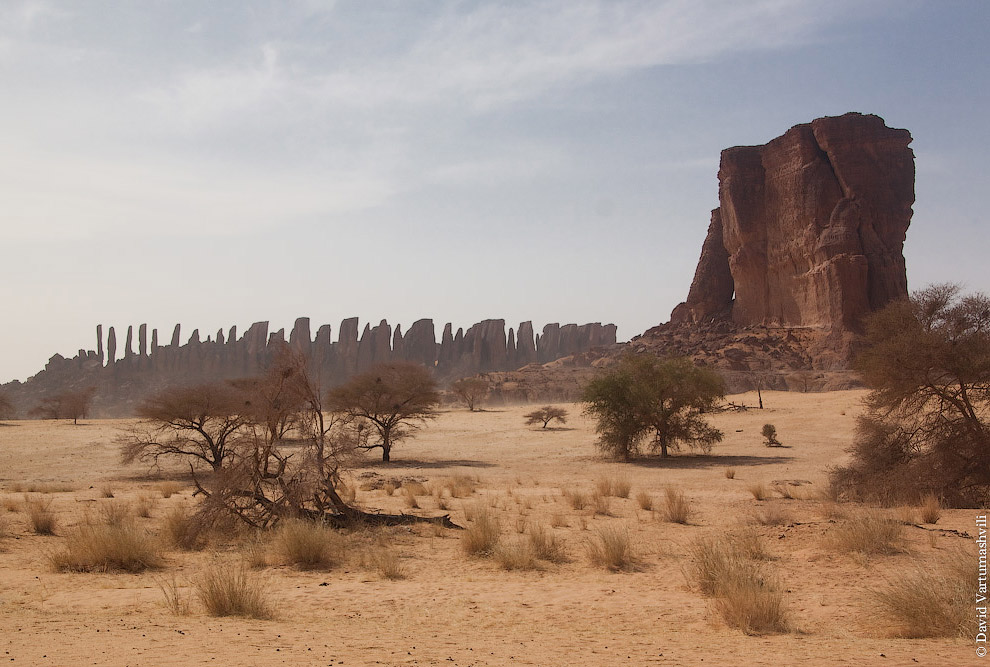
[0,391,978,666]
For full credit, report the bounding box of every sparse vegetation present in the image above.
[635,491,653,511]
[495,538,539,571]
[162,504,207,551]
[724,468,736,479]
[528,523,567,563]
[524,405,569,429]
[595,474,631,498]
[563,489,588,510]
[752,505,791,527]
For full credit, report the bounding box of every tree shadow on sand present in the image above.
[626,454,794,469]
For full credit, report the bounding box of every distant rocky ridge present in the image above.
[486,113,915,400]
[1,318,616,417]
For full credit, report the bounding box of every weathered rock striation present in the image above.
[671,112,914,331]
[3,317,616,416]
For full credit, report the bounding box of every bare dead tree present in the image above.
[121,382,250,472]
[191,350,458,529]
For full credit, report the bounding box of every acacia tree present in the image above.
[121,382,250,472]
[31,387,96,424]
[327,361,440,462]
[583,355,725,460]
[451,377,489,411]
[831,284,990,506]
[524,405,569,429]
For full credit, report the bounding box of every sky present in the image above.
[1,0,988,383]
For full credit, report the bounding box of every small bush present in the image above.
[919,494,942,524]
[869,550,974,637]
[748,483,769,501]
[826,510,905,556]
[49,523,164,572]
[660,487,691,524]
[586,525,635,571]
[724,468,736,480]
[272,519,345,570]
[196,562,275,619]
[761,424,781,447]
[26,499,57,535]
[461,505,501,557]
[528,523,567,563]
[635,491,654,511]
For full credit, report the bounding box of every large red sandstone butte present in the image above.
[671,112,914,330]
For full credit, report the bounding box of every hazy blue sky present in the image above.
[1,0,987,383]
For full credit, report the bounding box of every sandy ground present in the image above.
[0,390,980,666]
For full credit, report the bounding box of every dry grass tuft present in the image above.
[26,498,57,535]
[444,475,479,498]
[635,491,654,511]
[595,474,632,498]
[564,489,588,510]
[402,487,420,509]
[99,485,115,499]
[528,523,567,564]
[870,550,974,637]
[818,501,847,521]
[919,494,942,524]
[8,482,76,494]
[158,575,191,615]
[381,481,397,496]
[49,522,164,572]
[402,481,428,496]
[161,504,207,551]
[461,505,501,557]
[748,482,769,501]
[158,481,184,499]
[272,519,345,570]
[2,497,20,512]
[752,504,791,527]
[135,495,156,518]
[688,535,789,635]
[550,513,569,528]
[586,525,635,571]
[660,487,691,524]
[366,546,406,580]
[99,501,134,527]
[826,510,905,556]
[591,490,612,516]
[724,468,736,480]
[494,538,540,571]
[895,505,917,525]
[195,562,275,619]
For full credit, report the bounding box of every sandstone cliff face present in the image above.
[672,112,914,331]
